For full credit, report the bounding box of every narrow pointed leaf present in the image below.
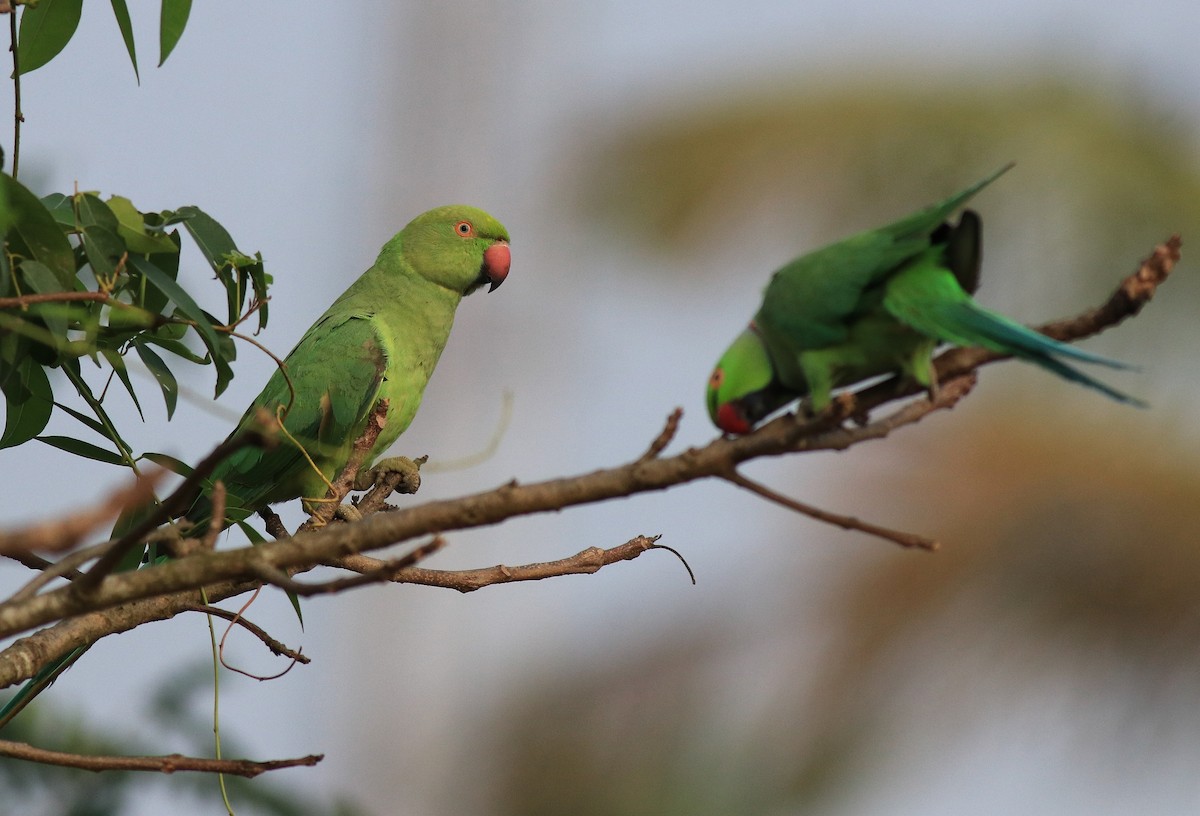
[177,205,238,271]
[108,0,139,82]
[135,341,178,419]
[17,0,85,75]
[142,450,193,476]
[126,255,221,357]
[100,347,144,421]
[37,434,126,466]
[54,399,110,439]
[159,0,192,67]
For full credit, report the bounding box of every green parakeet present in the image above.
[189,203,511,524]
[0,204,510,730]
[706,166,1142,434]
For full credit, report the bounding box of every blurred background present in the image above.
[1,1,1198,814]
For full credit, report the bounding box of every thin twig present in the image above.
[327,534,668,593]
[725,470,939,550]
[201,482,227,552]
[261,537,447,596]
[0,473,163,557]
[0,291,110,308]
[183,603,307,664]
[639,408,683,461]
[424,390,513,473]
[0,738,322,777]
[9,540,111,603]
[215,587,302,681]
[9,6,20,178]
[258,507,289,539]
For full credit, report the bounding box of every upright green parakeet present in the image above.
[188,203,511,524]
[706,165,1142,434]
[0,204,510,730]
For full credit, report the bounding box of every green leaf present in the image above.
[20,259,70,342]
[17,0,85,75]
[135,341,178,419]
[100,346,144,421]
[142,450,193,476]
[177,205,238,272]
[108,0,139,82]
[107,196,179,255]
[82,224,126,282]
[76,194,119,232]
[141,332,206,364]
[37,434,126,466]
[54,399,110,439]
[127,255,221,357]
[159,0,192,67]
[0,355,54,449]
[2,175,75,287]
[40,192,75,229]
[176,206,268,329]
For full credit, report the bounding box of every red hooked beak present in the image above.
[715,402,753,435]
[483,241,510,291]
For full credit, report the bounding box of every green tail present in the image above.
[884,252,1145,407]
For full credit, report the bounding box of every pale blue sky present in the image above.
[1,2,1197,814]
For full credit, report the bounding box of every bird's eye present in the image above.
[708,369,724,389]
[455,221,474,237]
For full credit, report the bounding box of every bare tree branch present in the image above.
[79,421,274,590]
[639,408,683,461]
[183,604,308,664]
[0,474,163,556]
[329,534,676,593]
[0,237,1180,694]
[0,738,322,777]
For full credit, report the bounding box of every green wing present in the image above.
[202,311,391,522]
[755,164,1011,350]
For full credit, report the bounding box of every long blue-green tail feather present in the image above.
[913,301,1144,406]
[884,255,1145,407]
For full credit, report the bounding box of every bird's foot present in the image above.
[353,454,427,495]
[333,504,364,523]
[925,378,941,405]
[833,392,869,426]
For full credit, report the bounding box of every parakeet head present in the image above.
[706,325,788,435]
[401,205,511,295]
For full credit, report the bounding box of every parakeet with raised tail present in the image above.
[706,165,1141,434]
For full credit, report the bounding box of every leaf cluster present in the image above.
[0,175,268,468]
[16,0,192,80]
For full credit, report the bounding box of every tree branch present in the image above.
[327,534,672,593]
[0,474,163,557]
[79,420,273,590]
[183,604,308,664]
[0,237,1179,692]
[0,738,322,777]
